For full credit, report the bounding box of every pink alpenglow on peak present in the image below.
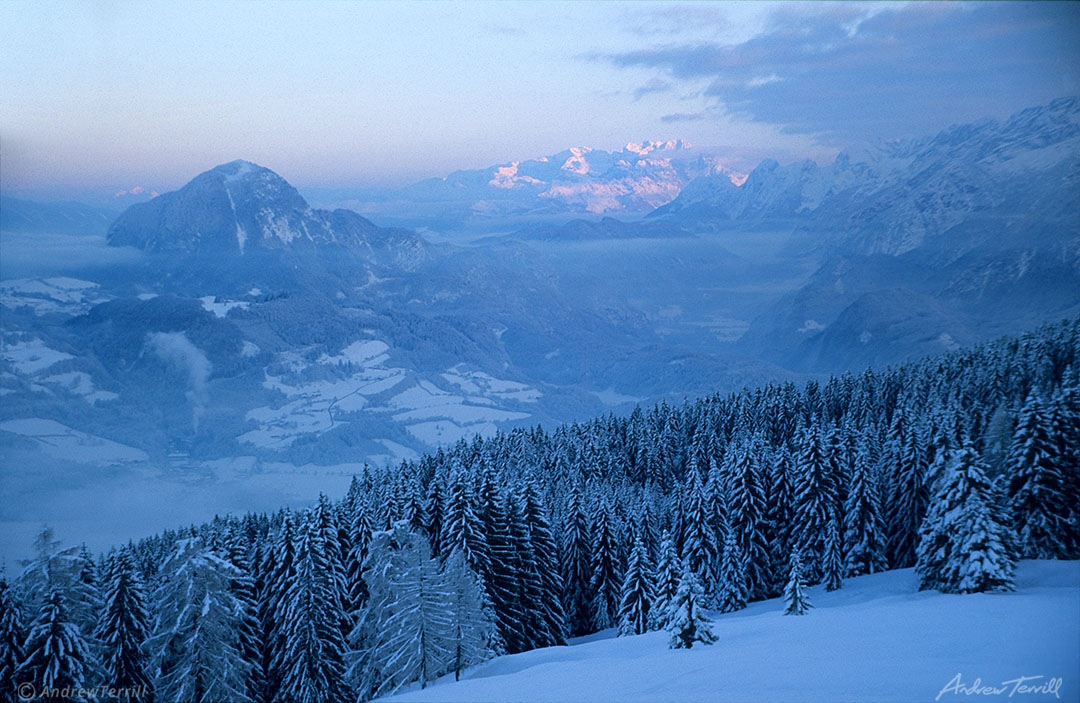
[624,139,691,156]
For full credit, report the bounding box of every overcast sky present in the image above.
[1,1,1077,199]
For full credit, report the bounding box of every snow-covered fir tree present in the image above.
[0,578,27,703]
[916,440,1016,594]
[783,550,812,616]
[715,525,748,613]
[843,438,887,577]
[274,511,351,703]
[148,539,253,703]
[665,562,716,649]
[822,517,844,592]
[589,502,622,630]
[19,587,90,702]
[559,484,593,637]
[1005,393,1072,559]
[617,537,654,636]
[94,550,151,703]
[649,530,680,630]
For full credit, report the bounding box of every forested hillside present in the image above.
[1,316,1077,702]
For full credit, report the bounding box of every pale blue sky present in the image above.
[1,1,1077,198]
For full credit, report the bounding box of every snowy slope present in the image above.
[385,561,1079,703]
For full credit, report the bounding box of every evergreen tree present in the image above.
[589,503,622,630]
[680,470,717,590]
[274,514,351,703]
[617,538,653,636]
[665,563,716,649]
[822,517,843,592]
[520,482,568,646]
[560,485,593,637]
[715,526,747,613]
[886,425,930,568]
[259,511,298,703]
[148,539,253,703]
[1005,394,1072,558]
[916,442,1015,594]
[843,439,887,577]
[19,588,90,703]
[794,424,835,582]
[0,578,27,703]
[728,448,770,599]
[783,550,812,616]
[649,530,680,630]
[95,551,151,703]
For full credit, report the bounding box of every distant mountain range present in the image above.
[308,140,746,230]
[2,97,1077,473]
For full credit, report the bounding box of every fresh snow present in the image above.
[0,337,74,374]
[384,561,1079,703]
[0,418,148,463]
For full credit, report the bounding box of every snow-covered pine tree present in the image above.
[916,441,1015,594]
[649,530,680,630]
[728,447,770,599]
[502,489,540,653]
[441,549,497,682]
[783,549,812,616]
[559,484,594,636]
[665,562,716,649]
[1005,393,1072,559]
[617,537,653,636]
[440,470,491,588]
[222,525,266,703]
[886,424,930,568]
[355,521,451,699]
[19,587,90,702]
[589,502,622,630]
[766,446,795,596]
[94,551,151,703]
[794,423,835,583]
[843,437,887,577]
[716,525,747,613]
[274,513,351,703]
[344,501,373,616]
[520,481,568,646]
[148,539,253,703]
[259,510,298,703]
[822,516,843,592]
[0,578,27,703]
[680,469,717,593]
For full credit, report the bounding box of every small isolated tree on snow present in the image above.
[665,562,716,649]
[783,549,812,616]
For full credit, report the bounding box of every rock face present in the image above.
[106,160,422,258]
[655,96,1080,256]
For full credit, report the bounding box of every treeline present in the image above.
[1,316,1078,702]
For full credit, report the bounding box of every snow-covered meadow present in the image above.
[386,560,1079,703]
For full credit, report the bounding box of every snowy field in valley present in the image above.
[385,560,1079,703]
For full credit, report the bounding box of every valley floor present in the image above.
[385,560,1079,703]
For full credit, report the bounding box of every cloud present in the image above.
[597,2,1080,141]
[146,332,212,431]
[661,112,708,123]
[634,77,673,100]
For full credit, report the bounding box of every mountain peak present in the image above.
[106,161,423,259]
